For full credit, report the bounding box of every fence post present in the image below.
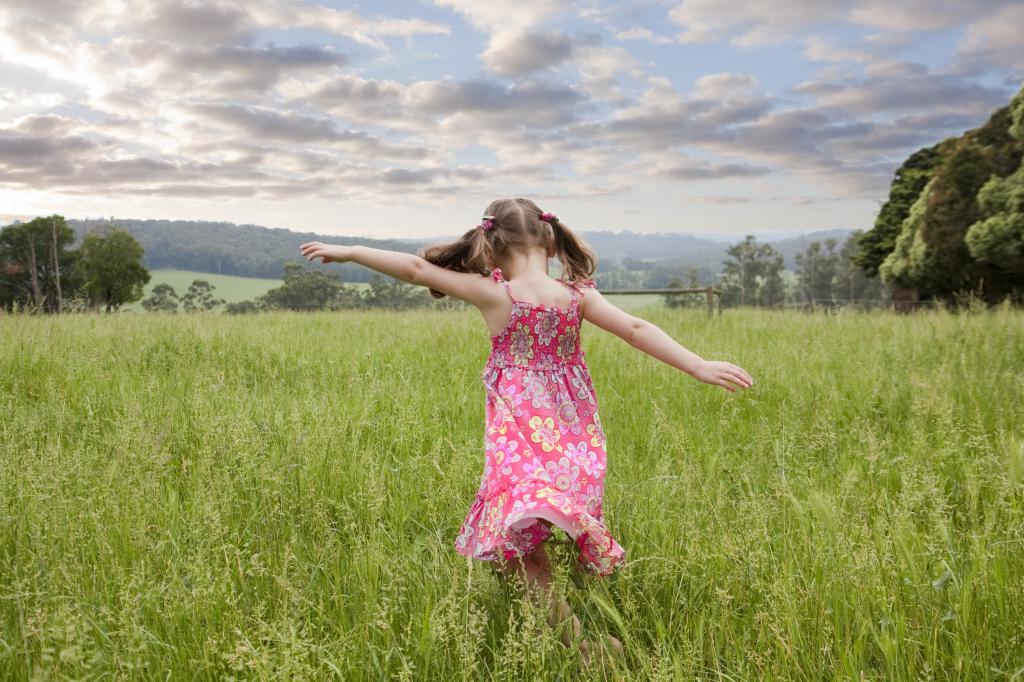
[705,286,713,318]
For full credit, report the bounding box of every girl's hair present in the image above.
[418,197,598,299]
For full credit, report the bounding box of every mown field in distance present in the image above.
[125,268,666,313]
[1,305,1022,680]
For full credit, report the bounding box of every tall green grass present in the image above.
[1,305,1022,680]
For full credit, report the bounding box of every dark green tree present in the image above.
[74,223,151,312]
[964,87,1024,292]
[258,261,359,311]
[878,85,1024,302]
[0,215,78,313]
[141,283,180,312]
[854,144,947,277]
[225,299,262,314]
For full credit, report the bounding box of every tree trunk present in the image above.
[27,239,42,311]
[50,218,63,314]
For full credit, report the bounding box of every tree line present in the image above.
[663,231,887,310]
[0,218,438,314]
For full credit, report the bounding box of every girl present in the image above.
[299,197,753,662]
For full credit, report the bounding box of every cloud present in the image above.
[615,27,672,45]
[433,0,567,33]
[186,104,431,159]
[667,0,844,46]
[848,0,990,32]
[956,3,1024,73]
[482,30,576,76]
[792,60,1011,114]
[1,0,1022,213]
[136,43,347,95]
[658,162,773,180]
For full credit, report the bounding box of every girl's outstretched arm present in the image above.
[298,242,501,308]
[579,287,754,393]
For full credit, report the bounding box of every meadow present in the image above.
[122,269,285,311]
[1,304,1022,680]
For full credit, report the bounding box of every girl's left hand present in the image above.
[300,241,352,264]
[693,360,754,392]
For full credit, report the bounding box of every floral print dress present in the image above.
[454,267,626,577]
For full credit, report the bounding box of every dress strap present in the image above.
[561,277,596,301]
[558,278,582,303]
[491,267,516,302]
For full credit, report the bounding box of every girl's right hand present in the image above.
[300,241,353,264]
[693,360,754,392]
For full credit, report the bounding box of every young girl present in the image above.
[299,197,753,661]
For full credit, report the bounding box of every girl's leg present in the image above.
[494,541,581,648]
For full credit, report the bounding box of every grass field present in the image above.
[1,305,1022,680]
[122,269,284,311]
[126,268,658,313]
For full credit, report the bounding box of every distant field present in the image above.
[126,269,672,313]
[2,306,1022,679]
[125,269,370,311]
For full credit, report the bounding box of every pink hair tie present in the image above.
[539,211,557,223]
[478,214,495,230]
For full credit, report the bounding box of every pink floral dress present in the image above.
[454,267,626,577]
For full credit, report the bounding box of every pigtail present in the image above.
[418,226,491,298]
[548,216,598,285]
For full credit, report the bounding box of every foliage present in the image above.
[717,235,786,307]
[224,299,262,314]
[0,215,79,312]
[256,261,359,312]
[74,223,151,312]
[180,280,226,312]
[964,86,1024,281]
[141,283,180,313]
[359,273,432,310]
[2,307,1022,679]
[853,144,947,277]
[68,217,426,282]
[867,84,1024,303]
[795,239,841,303]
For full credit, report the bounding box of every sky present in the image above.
[0,0,1022,239]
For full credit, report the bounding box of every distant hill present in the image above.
[67,218,852,284]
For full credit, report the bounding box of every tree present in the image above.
[360,273,430,310]
[0,215,78,313]
[142,283,181,313]
[258,261,360,311]
[662,277,689,309]
[795,239,841,304]
[964,86,1024,293]
[876,84,1024,303]
[180,280,226,312]
[758,254,786,308]
[717,235,782,307]
[225,299,262,314]
[74,223,151,312]
[837,231,887,304]
[854,144,947,277]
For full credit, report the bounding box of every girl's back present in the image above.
[460,264,624,576]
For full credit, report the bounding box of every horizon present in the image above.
[1,1,1021,238]
[4,213,853,245]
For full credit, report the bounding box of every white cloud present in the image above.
[615,27,672,44]
[433,0,567,33]
[482,30,577,76]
